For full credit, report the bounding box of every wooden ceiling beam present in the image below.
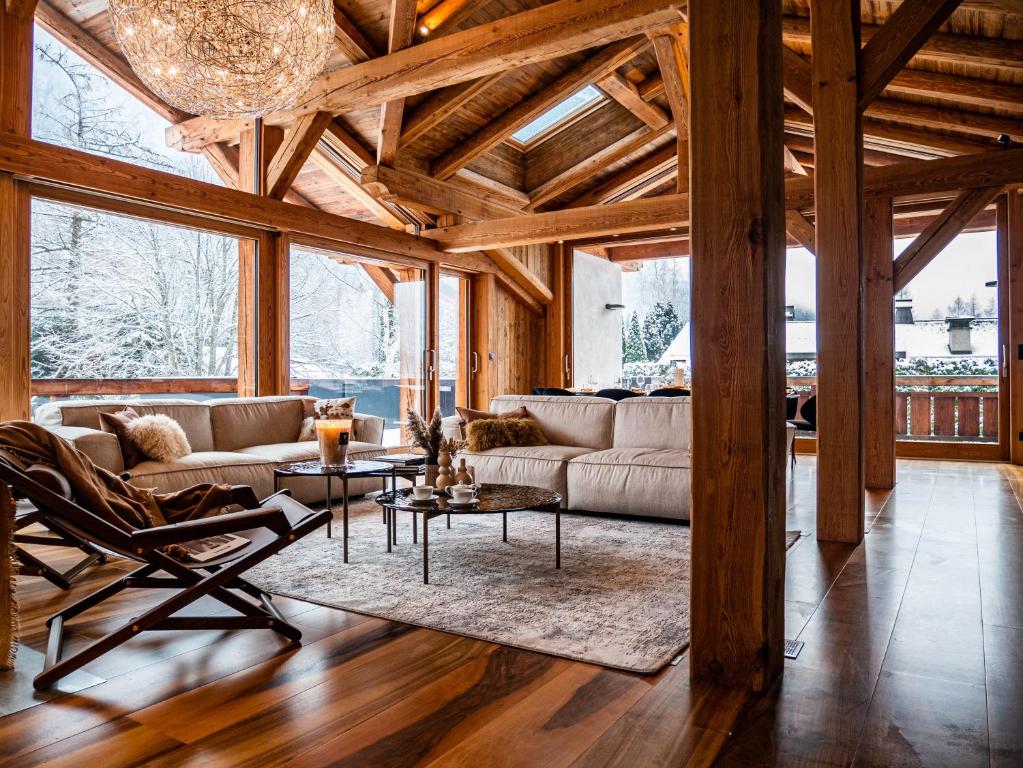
[782,14,1023,71]
[884,68,1023,115]
[604,239,689,261]
[418,0,476,36]
[782,46,813,116]
[648,23,689,191]
[866,98,1023,143]
[167,0,686,150]
[267,111,332,199]
[596,71,670,129]
[361,263,398,304]
[527,123,673,210]
[785,209,816,254]
[859,0,966,110]
[377,0,418,166]
[425,147,1023,251]
[399,75,502,148]
[484,248,554,305]
[333,1,379,64]
[362,164,524,220]
[893,185,1004,291]
[569,142,677,207]
[431,37,648,180]
[992,0,1023,13]
[783,145,809,176]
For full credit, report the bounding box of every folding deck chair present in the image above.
[0,454,330,690]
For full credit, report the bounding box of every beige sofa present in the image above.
[449,395,692,521]
[35,396,388,504]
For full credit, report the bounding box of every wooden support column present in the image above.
[237,121,287,397]
[0,2,34,420]
[812,0,865,544]
[546,243,573,388]
[863,196,895,489]
[1006,190,1023,465]
[470,272,496,408]
[688,0,786,691]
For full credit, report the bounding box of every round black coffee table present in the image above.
[273,459,391,563]
[376,483,562,584]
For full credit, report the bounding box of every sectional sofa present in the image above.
[35,396,388,504]
[446,395,693,521]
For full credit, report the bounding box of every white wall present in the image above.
[573,250,623,389]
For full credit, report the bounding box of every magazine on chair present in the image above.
[179,534,250,562]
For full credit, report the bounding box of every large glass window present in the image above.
[439,274,469,416]
[289,246,425,445]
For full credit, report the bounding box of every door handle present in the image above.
[1003,344,1008,378]
[564,354,570,375]
[471,351,479,374]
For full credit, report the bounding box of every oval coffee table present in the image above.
[376,483,562,584]
[273,459,391,563]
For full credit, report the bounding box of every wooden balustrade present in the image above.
[787,375,999,442]
[30,378,310,398]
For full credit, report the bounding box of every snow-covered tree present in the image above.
[642,302,682,361]
[623,312,647,363]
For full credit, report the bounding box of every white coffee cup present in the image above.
[412,485,434,500]
[449,484,477,504]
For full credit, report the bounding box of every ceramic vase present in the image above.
[454,457,472,485]
[435,451,453,492]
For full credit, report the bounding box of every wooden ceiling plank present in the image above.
[569,142,677,207]
[991,0,1023,12]
[785,209,816,254]
[333,1,379,64]
[859,0,965,110]
[866,98,1023,143]
[528,123,673,210]
[309,150,407,229]
[399,74,502,148]
[454,168,532,207]
[892,185,1004,291]
[882,68,1023,114]
[362,164,524,220]
[431,36,649,180]
[597,71,670,129]
[484,248,554,305]
[267,111,332,199]
[322,119,375,168]
[377,0,419,166]
[649,23,689,191]
[168,0,687,150]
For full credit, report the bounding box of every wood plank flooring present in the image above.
[1,457,1021,767]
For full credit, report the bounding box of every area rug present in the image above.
[248,499,803,674]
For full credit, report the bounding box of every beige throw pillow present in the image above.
[126,415,191,463]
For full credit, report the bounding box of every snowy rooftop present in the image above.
[658,318,999,365]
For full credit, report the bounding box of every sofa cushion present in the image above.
[127,451,275,499]
[463,444,593,504]
[612,396,692,451]
[235,440,386,464]
[488,395,615,450]
[35,399,216,453]
[567,448,691,520]
[206,396,307,452]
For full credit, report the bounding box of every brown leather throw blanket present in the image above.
[0,420,238,671]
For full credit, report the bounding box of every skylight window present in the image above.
[510,85,605,145]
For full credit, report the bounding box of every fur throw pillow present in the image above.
[126,415,192,463]
[466,417,548,453]
[315,397,356,420]
[98,407,147,469]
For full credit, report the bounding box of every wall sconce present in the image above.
[605,303,625,310]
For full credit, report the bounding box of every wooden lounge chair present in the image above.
[0,454,330,690]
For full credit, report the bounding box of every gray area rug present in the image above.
[249,498,802,674]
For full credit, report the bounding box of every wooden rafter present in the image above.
[431,37,649,180]
[527,123,673,210]
[484,249,554,305]
[399,75,502,148]
[785,209,816,254]
[859,0,964,110]
[333,1,378,64]
[893,186,1004,291]
[361,264,398,304]
[783,145,809,176]
[648,23,689,191]
[782,46,813,116]
[377,0,418,166]
[570,142,677,207]
[604,240,688,261]
[167,0,687,150]
[267,111,332,199]
[596,71,670,129]
[418,0,478,36]
[362,165,523,220]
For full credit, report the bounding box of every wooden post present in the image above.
[546,243,572,388]
[1006,191,1023,464]
[812,0,865,543]
[237,121,286,397]
[0,4,34,420]
[688,0,786,691]
[470,272,496,408]
[863,196,895,489]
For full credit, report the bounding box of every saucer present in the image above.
[408,494,439,504]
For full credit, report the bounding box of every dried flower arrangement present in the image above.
[439,436,466,456]
[407,407,443,463]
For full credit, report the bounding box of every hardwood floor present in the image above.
[1,457,1021,767]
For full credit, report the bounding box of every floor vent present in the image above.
[784,639,804,659]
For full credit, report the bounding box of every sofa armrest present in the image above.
[441,415,464,440]
[353,412,386,445]
[46,426,124,475]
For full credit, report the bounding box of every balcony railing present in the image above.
[30,377,310,404]
[787,375,999,443]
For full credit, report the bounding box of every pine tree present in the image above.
[623,312,647,363]
[642,302,682,361]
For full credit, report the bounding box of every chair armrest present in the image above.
[48,426,124,475]
[229,485,261,510]
[129,506,289,551]
[353,412,386,445]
